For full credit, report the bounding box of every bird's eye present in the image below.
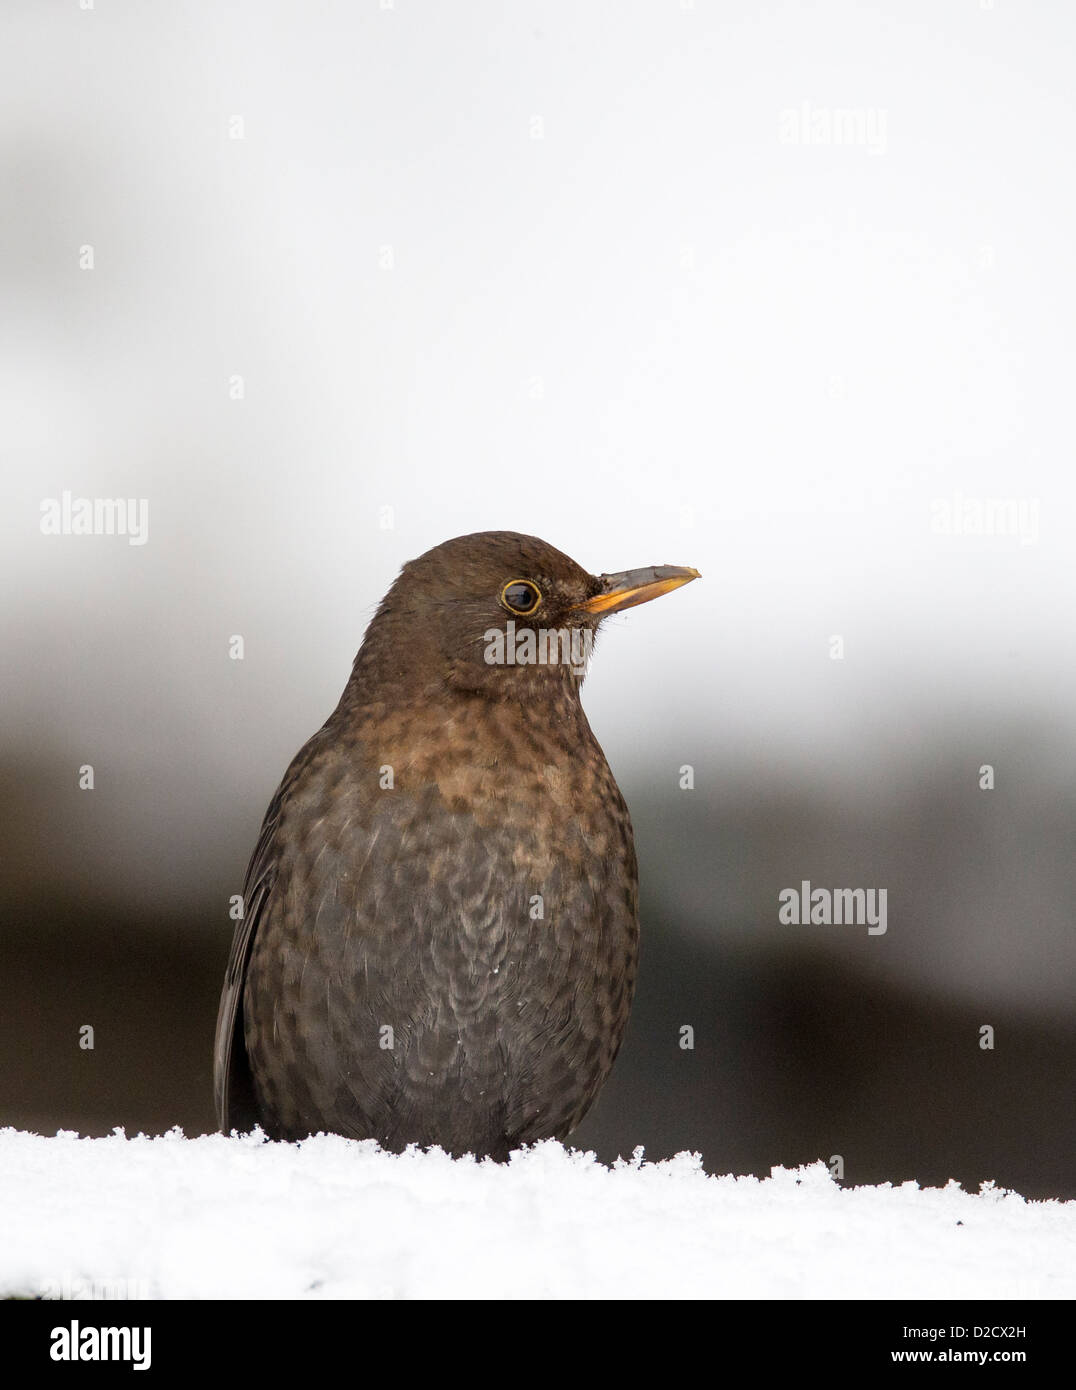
[500,579,542,615]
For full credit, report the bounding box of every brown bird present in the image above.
[214,531,699,1159]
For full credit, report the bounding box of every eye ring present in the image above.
[500,579,542,616]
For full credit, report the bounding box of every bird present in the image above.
[214,531,699,1159]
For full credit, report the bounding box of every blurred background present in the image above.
[2,1,1073,1198]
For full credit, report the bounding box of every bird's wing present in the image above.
[212,778,287,1133]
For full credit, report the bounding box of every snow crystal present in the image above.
[1,1128,1072,1299]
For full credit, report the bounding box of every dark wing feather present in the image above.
[212,781,286,1133]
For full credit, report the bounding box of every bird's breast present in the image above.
[348,696,631,864]
[241,696,640,1149]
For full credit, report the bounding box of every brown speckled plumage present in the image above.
[214,532,698,1158]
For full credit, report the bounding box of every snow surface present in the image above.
[2,1128,1073,1300]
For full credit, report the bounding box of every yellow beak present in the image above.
[573,565,701,616]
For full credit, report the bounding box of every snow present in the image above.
[2,1128,1073,1300]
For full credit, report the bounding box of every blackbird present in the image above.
[214,531,699,1159]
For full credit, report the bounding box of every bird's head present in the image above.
[350,531,700,703]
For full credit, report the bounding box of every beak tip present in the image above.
[576,562,701,616]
